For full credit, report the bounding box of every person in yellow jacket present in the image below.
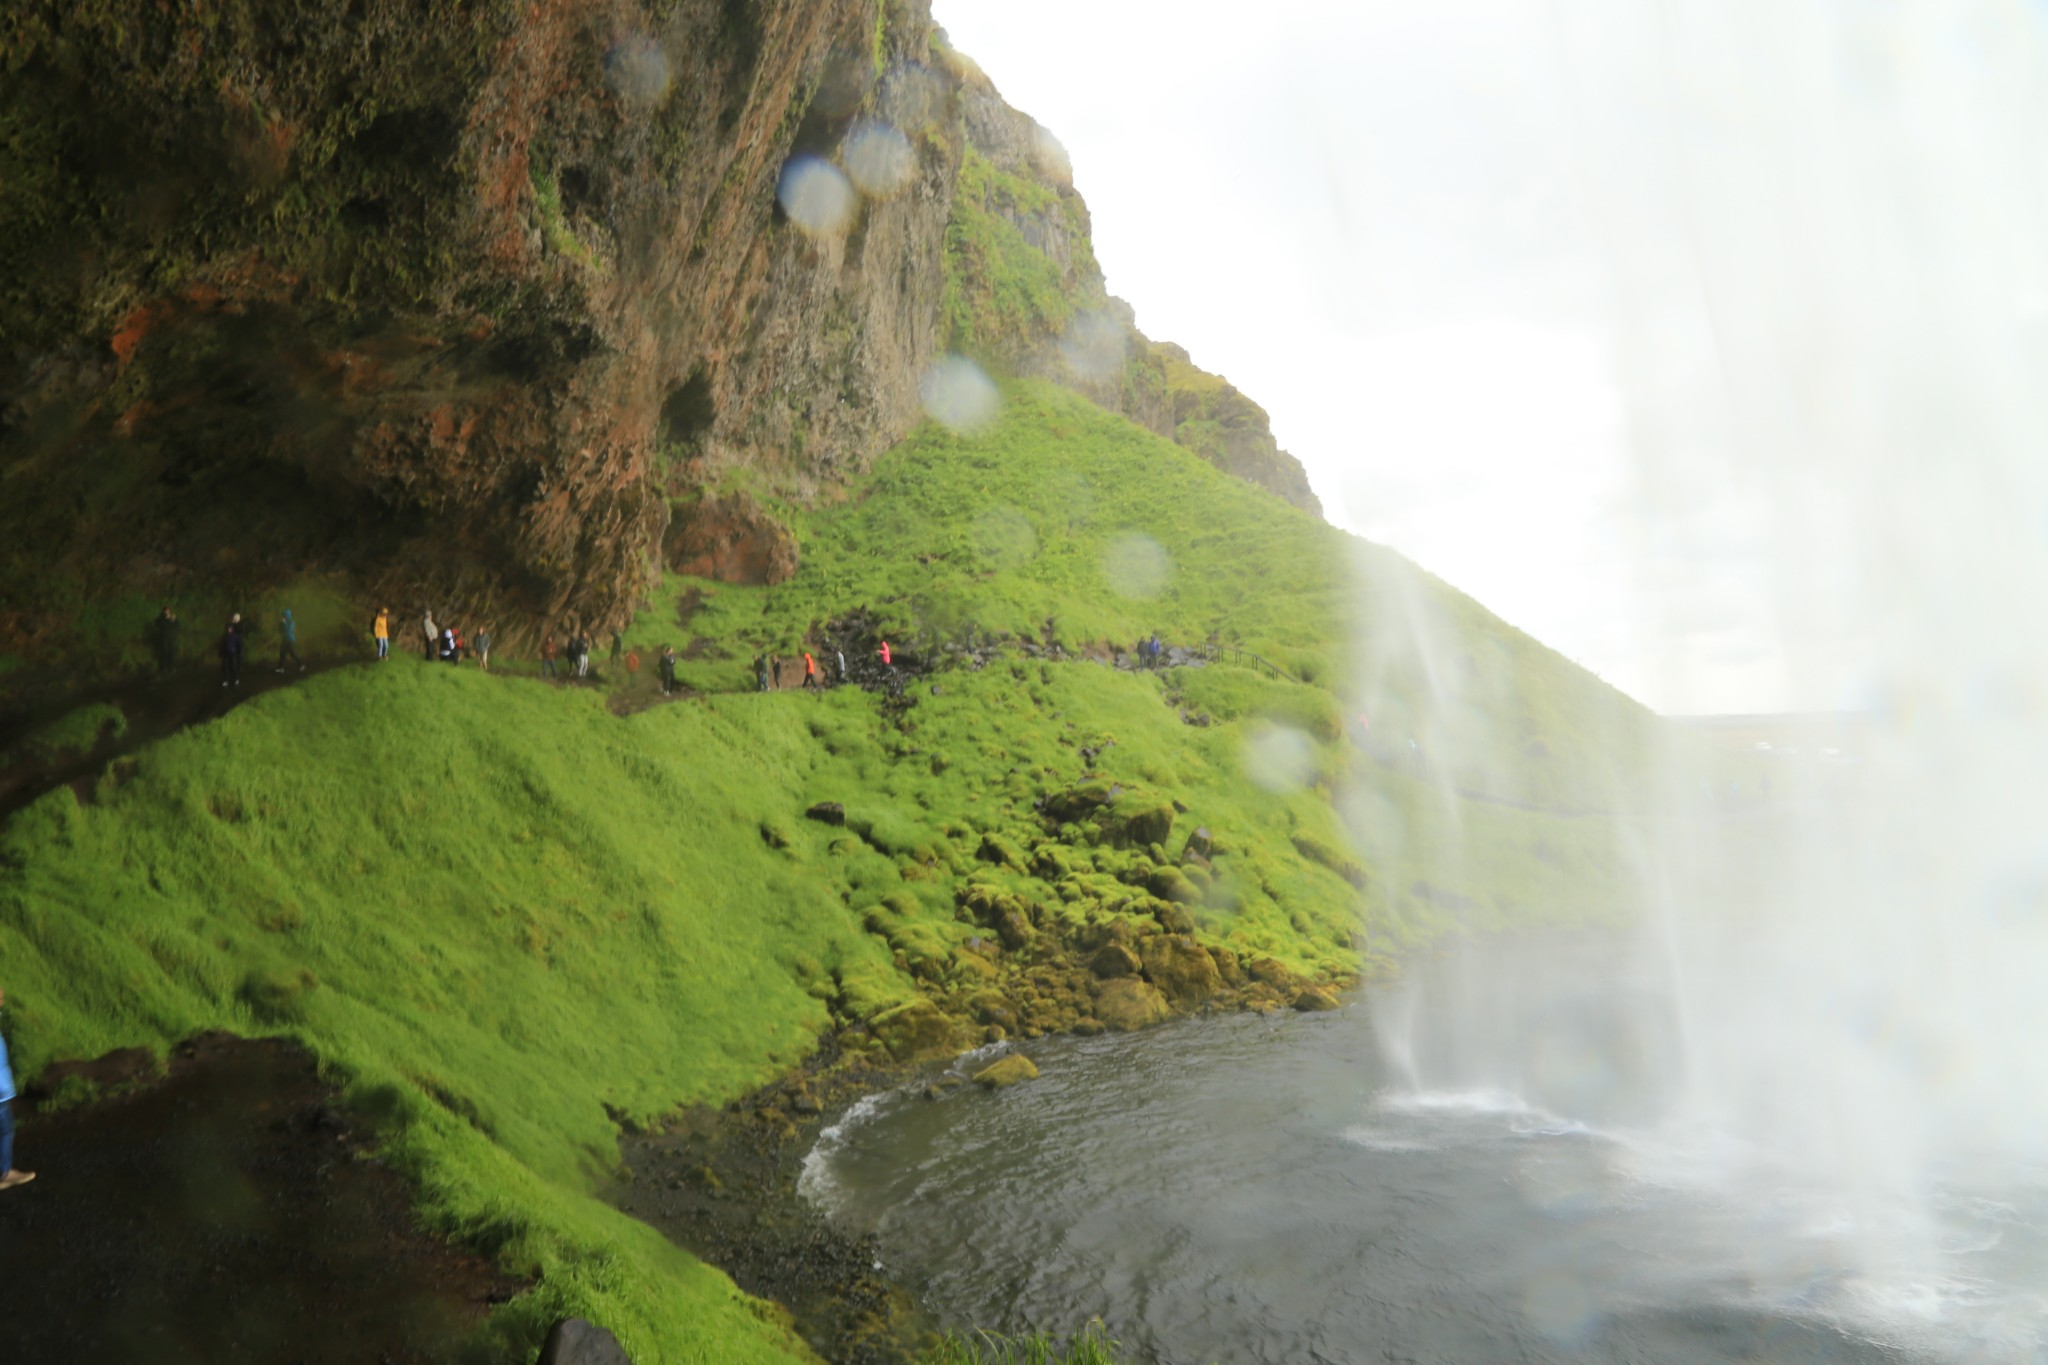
[373,607,390,660]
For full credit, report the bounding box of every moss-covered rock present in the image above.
[1146,865,1202,906]
[1121,802,1175,848]
[1087,942,1142,979]
[870,999,969,1063]
[1092,977,1172,1032]
[972,1054,1039,1088]
[1137,934,1222,1009]
[1292,986,1341,1013]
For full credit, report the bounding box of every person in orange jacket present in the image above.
[802,651,821,690]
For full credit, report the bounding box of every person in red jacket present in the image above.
[878,640,892,667]
[802,651,821,690]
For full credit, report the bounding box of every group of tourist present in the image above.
[157,607,310,688]
[150,600,909,705]
[753,640,891,692]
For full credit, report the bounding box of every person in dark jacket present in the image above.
[154,606,180,676]
[0,983,32,1191]
[220,614,245,687]
[275,607,305,673]
[657,645,678,695]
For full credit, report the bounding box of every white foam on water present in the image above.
[796,1088,898,1217]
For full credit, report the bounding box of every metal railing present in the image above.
[1199,644,1301,684]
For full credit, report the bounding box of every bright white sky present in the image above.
[930,0,2048,717]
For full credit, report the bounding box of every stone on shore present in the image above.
[971,1054,1040,1089]
[537,1318,633,1365]
[1138,934,1222,1008]
[1292,986,1341,1012]
[871,998,967,1063]
[1092,977,1172,1032]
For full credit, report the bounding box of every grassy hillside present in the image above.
[632,381,1661,814]
[0,383,1661,1362]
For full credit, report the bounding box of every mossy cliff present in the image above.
[1,0,1313,692]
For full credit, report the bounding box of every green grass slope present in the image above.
[0,382,1663,1361]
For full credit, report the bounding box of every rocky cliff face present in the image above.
[0,0,1318,663]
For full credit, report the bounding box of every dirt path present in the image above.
[0,1033,517,1365]
[0,653,361,822]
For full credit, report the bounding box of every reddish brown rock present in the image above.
[663,493,799,585]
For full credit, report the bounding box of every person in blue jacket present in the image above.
[275,607,305,673]
[0,982,33,1190]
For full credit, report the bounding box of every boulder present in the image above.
[1292,986,1341,1013]
[1207,945,1245,986]
[1181,826,1216,862]
[663,491,799,585]
[1087,942,1142,979]
[1146,865,1202,906]
[1120,802,1175,848]
[537,1318,633,1365]
[1246,956,1302,993]
[971,1054,1040,1088]
[805,801,845,826]
[870,998,967,1063]
[1138,934,1222,1008]
[1092,977,1172,1032]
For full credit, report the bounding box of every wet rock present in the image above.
[869,999,967,1064]
[1207,945,1245,986]
[663,491,799,586]
[1292,986,1341,1012]
[1092,978,1172,1032]
[805,802,845,826]
[537,1317,634,1365]
[1087,942,1142,979]
[1138,934,1222,1008]
[971,1054,1039,1089]
[1246,957,1303,993]
[1181,826,1216,862]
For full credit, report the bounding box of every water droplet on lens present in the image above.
[843,120,916,199]
[1031,124,1072,186]
[919,356,1000,433]
[777,156,857,237]
[1103,532,1171,600]
[604,36,670,107]
[1243,722,1316,793]
[1060,311,1127,384]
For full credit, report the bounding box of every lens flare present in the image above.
[1103,532,1171,600]
[777,155,857,238]
[843,120,916,199]
[918,355,1000,433]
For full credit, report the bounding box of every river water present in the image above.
[800,994,2048,1365]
